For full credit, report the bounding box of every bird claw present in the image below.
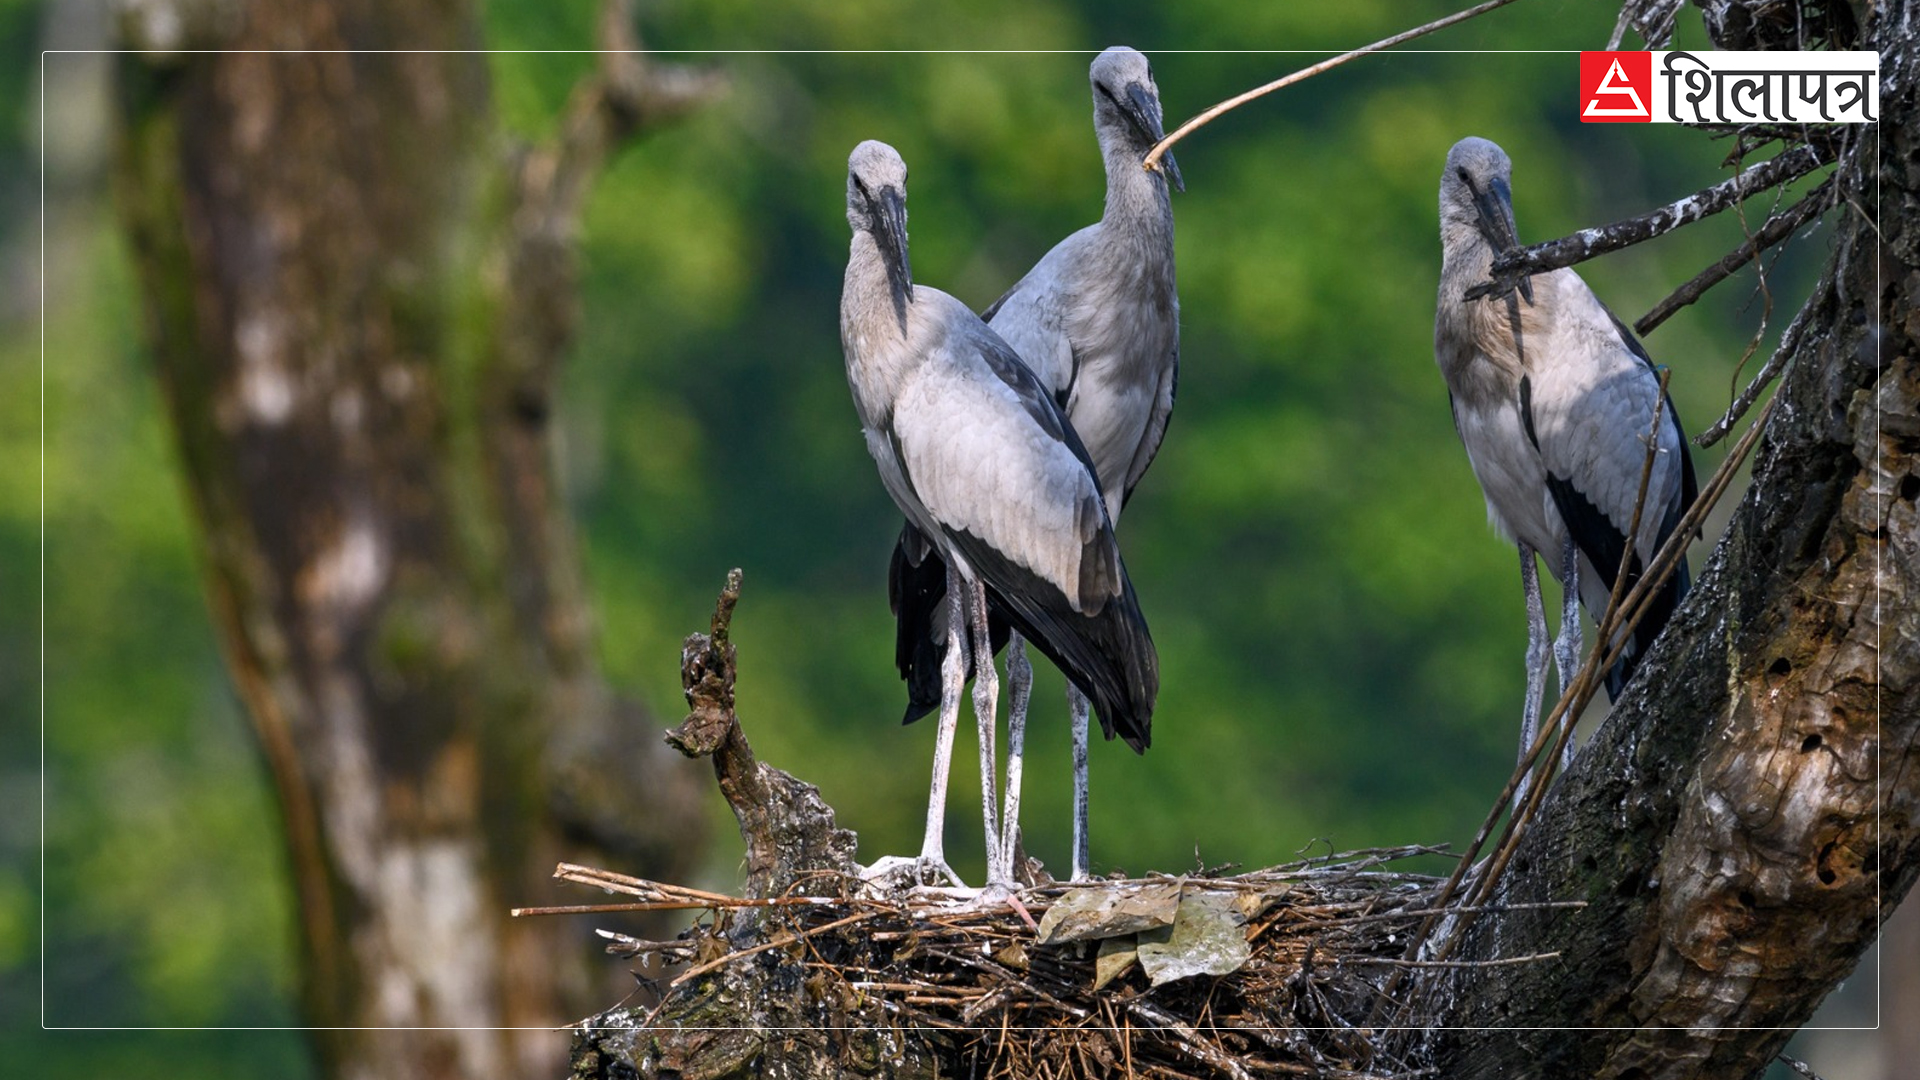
[860,854,967,893]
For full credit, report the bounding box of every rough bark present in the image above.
[1436,3,1919,1077]
[109,2,718,1077]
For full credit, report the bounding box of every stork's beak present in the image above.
[1472,174,1532,304]
[1125,83,1184,193]
[869,185,913,329]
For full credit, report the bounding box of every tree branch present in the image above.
[1464,143,1835,303]
[665,570,858,902]
[1636,175,1837,336]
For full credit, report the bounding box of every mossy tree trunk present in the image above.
[109,2,720,1077]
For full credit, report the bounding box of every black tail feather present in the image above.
[983,572,1158,752]
[888,522,1156,750]
[889,524,1008,725]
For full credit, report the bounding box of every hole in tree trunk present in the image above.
[1816,841,1839,885]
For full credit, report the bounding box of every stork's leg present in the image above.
[1515,543,1549,809]
[1001,630,1032,880]
[967,578,1007,889]
[1068,682,1093,882]
[1552,537,1583,772]
[869,564,969,889]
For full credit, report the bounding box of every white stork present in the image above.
[842,140,1158,891]
[890,46,1180,881]
[1435,136,1697,791]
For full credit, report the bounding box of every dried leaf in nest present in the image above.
[1136,889,1252,986]
[1093,935,1138,990]
[1035,879,1183,943]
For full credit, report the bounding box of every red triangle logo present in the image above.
[1581,52,1653,123]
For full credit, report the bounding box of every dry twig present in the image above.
[1142,0,1527,174]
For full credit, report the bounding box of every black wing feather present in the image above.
[1540,308,1701,698]
[890,524,1010,725]
[942,526,1158,752]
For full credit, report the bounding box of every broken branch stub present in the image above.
[665,570,856,901]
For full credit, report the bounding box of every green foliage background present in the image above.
[6,0,1859,1074]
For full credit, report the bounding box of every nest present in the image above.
[534,574,1582,1080]
[553,847,1571,1080]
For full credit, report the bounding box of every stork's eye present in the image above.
[1456,167,1472,185]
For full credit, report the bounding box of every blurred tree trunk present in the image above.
[108,2,721,1077]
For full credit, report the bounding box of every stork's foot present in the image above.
[860,854,966,893]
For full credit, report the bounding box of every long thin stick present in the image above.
[1697,302,1810,448]
[1141,0,1527,173]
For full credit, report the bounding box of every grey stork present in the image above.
[1434,136,1697,791]
[841,140,1158,891]
[889,45,1180,882]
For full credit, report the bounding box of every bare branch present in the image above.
[516,0,728,243]
[1142,0,1525,174]
[1464,143,1835,302]
[1776,1053,1832,1080]
[1635,176,1837,336]
[1607,0,1685,48]
[1695,300,1812,447]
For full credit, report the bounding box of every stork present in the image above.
[841,140,1158,892]
[890,45,1181,881]
[1434,136,1697,793]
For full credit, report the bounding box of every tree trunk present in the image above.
[109,2,718,1077]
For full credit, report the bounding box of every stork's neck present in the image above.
[842,229,914,417]
[1437,226,1544,390]
[1438,212,1494,299]
[840,231,898,336]
[1101,143,1173,235]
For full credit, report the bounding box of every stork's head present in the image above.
[1441,136,1522,254]
[1441,136,1532,301]
[1091,46,1183,194]
[847,139,913,328]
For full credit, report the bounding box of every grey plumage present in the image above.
[1435,135,1696,780]
[843,140,1158,890]
[889,46,1181,881]
[984,44,1182,516]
